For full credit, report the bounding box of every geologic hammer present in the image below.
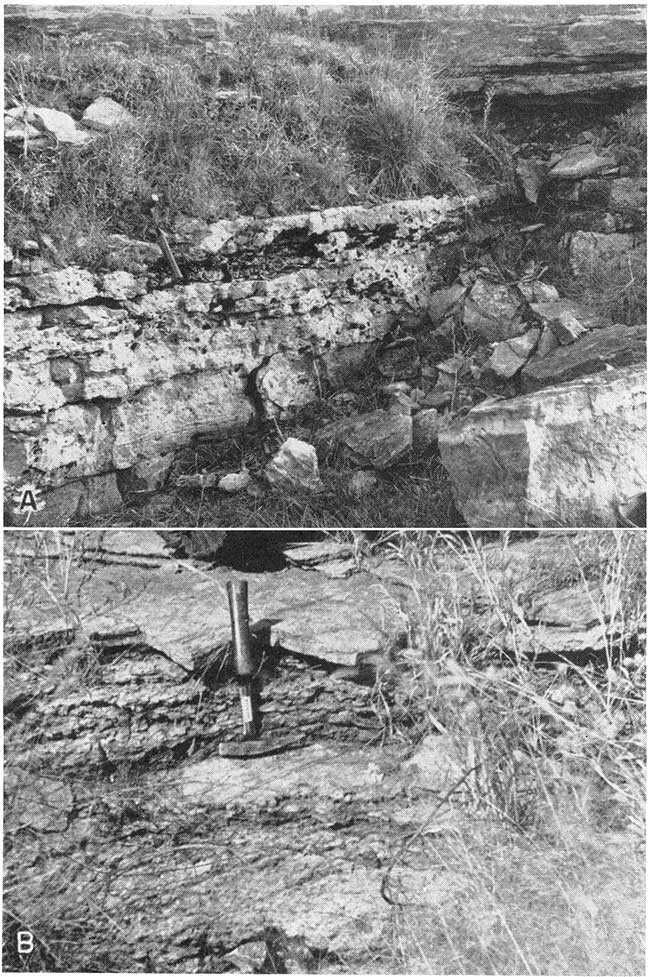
[218,579,306,759]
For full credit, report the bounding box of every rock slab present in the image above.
[438,364,646,528]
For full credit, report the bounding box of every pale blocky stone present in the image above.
[82,97,134,132]
[264,438,324,493]
[548,145,616,179]
[31,106,91,145]
[438,364,646,528]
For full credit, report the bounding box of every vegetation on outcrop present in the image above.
[4,6,646,529]
[5,9,491,264]
[4,530,645,973]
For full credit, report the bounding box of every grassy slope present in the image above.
[4,9,483,264]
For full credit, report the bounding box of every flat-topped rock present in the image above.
[75,561,407,670]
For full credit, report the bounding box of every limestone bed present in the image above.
[4,529,644,971]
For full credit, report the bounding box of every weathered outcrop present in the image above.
[4,189,505,523]
[5,7,644,112]
[326,10,646,106]
[5,529,643,970]
[5,529,637,777]
[438,363,647,528]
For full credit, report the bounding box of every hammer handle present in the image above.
[227,580,257,677]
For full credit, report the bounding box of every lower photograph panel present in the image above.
[3,529,646,974]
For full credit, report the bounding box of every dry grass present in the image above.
[371,529,646,974]
[4,14,480,264]
[3,530,646,974]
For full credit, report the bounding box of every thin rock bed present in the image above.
[4,529,645,973]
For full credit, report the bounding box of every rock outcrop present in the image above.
[4,189,505,523]
[438,363,646,527]
[3,7,646,527]
[5,529,643,970]
[326,9,646,106]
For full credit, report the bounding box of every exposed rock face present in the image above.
[325,10,646,105]
[3,10,646,526]
[438,364,646,527]
[5,529,643,970]
[4,189,502,522]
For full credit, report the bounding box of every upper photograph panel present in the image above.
[4,4,646,529]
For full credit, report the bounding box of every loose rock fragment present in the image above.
[485,329,540,378]
[265,438,324,493]
[516,158,546,203]
[548,145,617,180]
[319,409,412,469]
[81,97,135,132]
[463,277,524,342]
[32,106,90,145]
[218,470,251,494]
[521,322,646,392]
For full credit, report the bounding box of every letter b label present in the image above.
[18,931,34,954]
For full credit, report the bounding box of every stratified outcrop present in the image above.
[4,189,504,523]
[326,9,646,106]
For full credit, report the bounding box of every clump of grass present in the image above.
[608,105,647,172]
[377,529,645,974]
[389,818,645,975]
[383,531,646,831]
[566,247,647,325]
[4,16,487,263]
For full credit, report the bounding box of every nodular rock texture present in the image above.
[4,189,502,522]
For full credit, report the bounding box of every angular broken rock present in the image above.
[517,280,559,304]
[283,540,355,567]
[265,438,324,493]
[463,276,524,342]
[77,560,406,669]
[548,145,616,180]
[426,283,467,323]
[438,363,646,528]
[485,329,540,379]
[516,158,546,204]
[256,353,320,416]
[319,409,412,469]
[521,322,646,392]
[81,97,135,132]
[31,106,90,145]
[529,299,605,344]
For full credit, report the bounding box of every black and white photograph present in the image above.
[2,4,647,975]
[3,4,646,529]
[3,528,646,972]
